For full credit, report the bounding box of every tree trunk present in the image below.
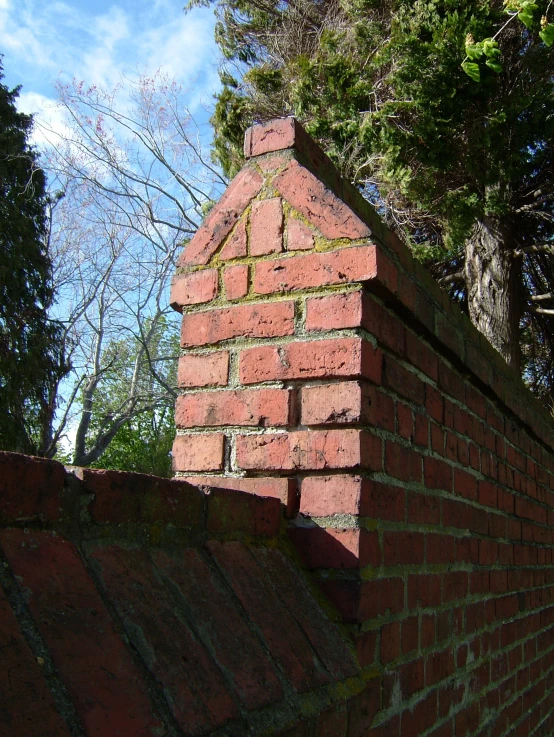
[464,217,521,371]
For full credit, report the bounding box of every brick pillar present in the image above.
[171,118,400,640]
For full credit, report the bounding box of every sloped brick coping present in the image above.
[0,451,378,737]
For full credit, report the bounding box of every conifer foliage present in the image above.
[0,59,68,453]
[193,0,554,407]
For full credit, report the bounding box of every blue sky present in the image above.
[0,0,220,131]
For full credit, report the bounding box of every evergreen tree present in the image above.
[193,0,554,406]
[0,59,68,453]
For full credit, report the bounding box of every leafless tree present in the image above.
[38,72,224,465]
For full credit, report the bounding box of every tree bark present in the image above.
[464,217,521,371]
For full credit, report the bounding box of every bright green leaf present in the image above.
[482,38,501,58]
[465,42,484,60]
[461,61,481,82]
[486,60,503,73]
[518,9,535,28]
[540,24,554,46]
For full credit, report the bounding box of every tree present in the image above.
[38,72,223,465]
[0,58,69,454]
[192,0,554,406]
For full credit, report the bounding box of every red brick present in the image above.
[383,355,425,404]
[426,385,444,423]
[408,492,440,525]
[397,402,413,440]
[287,216,315,250]
[91,545,244,727]
[244,117,300,157]
[300,475,364,516]
[384,531,425,565]
[205,486,280,536]
[178,351,229,388]
[443,571,468,602]
[176,388,291,428]
[415,413,429,447]
[183,476,298,517]
[223,263,248,300]
[0,530,164,737]
[426,533,455,564]
[153,546,281,712]
[306,291,363,331]
[170,269,218,308]
[401,691,437,737]
[301,382,362,425]
[361,480,406,521]
[250,197,283,255]
[398,658,425,698]
[172,434,225,472]
[406,331,438,381]
[362,295,405,355]
[255,245,380,295]
[424,457,453,491]
[315,704,347,737]
[402,617,419,655]
[240,337,382,385]
[346,680,380,737]
[274,159,371,240]
[408,574,441,609]
[0,584,73,737]
[206,540,330,695]
[254,546,358,679]
[236,429,382,472]
[220,217,247,260]
[178,167,263,266]
[80,468,204,528]
[381,621,401,664]
[385,441,422,483]
[0,452,65,523]
[359,577,405,620]
[181,301,295,347]
[454,468,478,500]
[289,527,380,569]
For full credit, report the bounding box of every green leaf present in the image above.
[540,24,554,46]
[518,9,535,29]
[465,42,484,60]
[462,61,481,82]
[482,38,501,58]
[486,60,503,73]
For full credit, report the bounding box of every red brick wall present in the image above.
[172,118,554,737]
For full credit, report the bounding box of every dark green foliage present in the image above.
[0,59,68,453]
[195,0,554,405]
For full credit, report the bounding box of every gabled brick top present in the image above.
[0,451,376,737]
[171,117,554,452]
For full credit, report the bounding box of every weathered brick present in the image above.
[424,457,453,491]
[176,388,291,428]
[0,584,73,737]
[223,263,249,300]
[236,430,382,472]
[220,217,247,260]
[244,117,300,157]
[362,295,406,355]
[205,486,281,536]
[254,245,378,295]
[289,527,380,569]
[250,197,284,255]
[181,301,295,347]
[206,540,332,693]
[182,476,297,517]
[385,441,422,483]
[287,216,315,250]
[346,681,380,737]
[91,545,241,728]
[153,546,281,712]
[177,351,229,388]
[299,475,364,516]
[240,337,382,385]
[383,355,425,404]
[170,269,218,308]
[0,452,65,523]
[178,167,263,266]
[384,531,425,565]
[273,159,371,240]
[0,530,164,737]
[301,382,362,425]
[172,434,225,472]
[305,290,363,331]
